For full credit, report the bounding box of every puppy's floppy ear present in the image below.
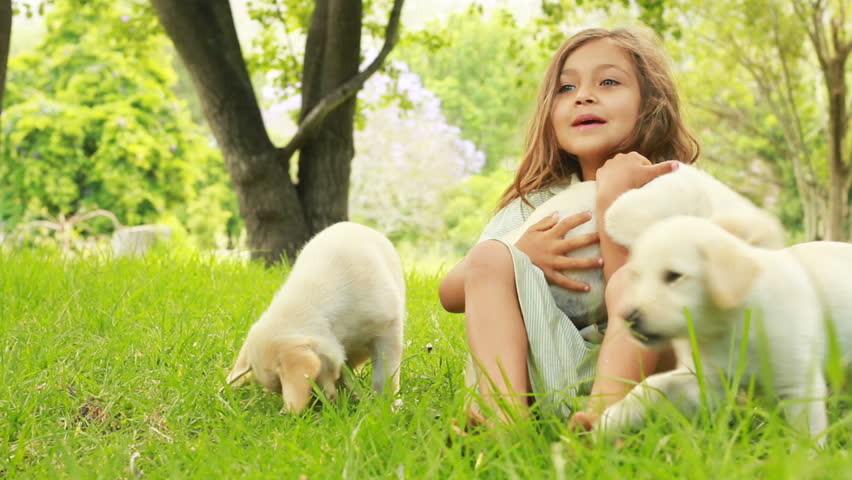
[275,336,322,413]
[698,232,761,310]
[226,340,253,386]
[712,211,786,249]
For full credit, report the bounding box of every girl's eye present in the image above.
[558,84,575,93]
[601,79,620,86]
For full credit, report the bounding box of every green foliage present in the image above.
[2,250,851,477]
[0,0,239,247]
[10,0,49,18]
[439,167,514,256]
[665,0,827,238]
[539,0,676,46]
[245,0,399,109]
[398,7,545,170]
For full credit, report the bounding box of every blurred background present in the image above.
[1,0,849,268]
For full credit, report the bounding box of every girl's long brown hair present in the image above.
[497,26,700,210]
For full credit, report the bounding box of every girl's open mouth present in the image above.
[572,114,607,128]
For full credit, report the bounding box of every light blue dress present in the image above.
[476,183,600,419]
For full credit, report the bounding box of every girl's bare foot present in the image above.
[568,409,599,431]
[463,407,487,430]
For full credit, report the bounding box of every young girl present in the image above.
[438,26,700,426]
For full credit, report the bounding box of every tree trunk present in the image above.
[794,0,852,242]
[822,45,850,241]
[297,0,362,234]
[150,0,309,264]
[151,0,403,263]
[0,0,11,122]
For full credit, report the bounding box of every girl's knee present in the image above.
[465,240,514,280]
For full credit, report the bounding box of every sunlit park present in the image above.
[1,0,851,477]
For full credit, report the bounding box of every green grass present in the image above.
[1,249,850,479]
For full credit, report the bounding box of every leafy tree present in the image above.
[347,66,485,245]
[397,7,545,170]
[0,0,236,246]
[150,0,404,264]
[439,166,514,256]
[5,2,53,120]
[669,0,850,241]
[1,0,10,121]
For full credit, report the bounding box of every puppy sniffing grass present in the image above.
[595,215,852,446]
[226,222,406,413]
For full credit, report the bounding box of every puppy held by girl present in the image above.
[500,163,785,328]
[226,222,406,413]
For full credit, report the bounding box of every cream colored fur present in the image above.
[604,163,786,250]
[595,216,852,446]
[226,222,406,413]
[498,163,784,322]
[502,181,601,322]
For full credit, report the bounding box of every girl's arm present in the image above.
[570,153,679,426]
[438,258,467,313]
[595,153,679,280]
[439,211,603,314]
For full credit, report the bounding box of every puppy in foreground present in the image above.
[595,216,852,446]
[226,222,406,413]
[500,163,784,323]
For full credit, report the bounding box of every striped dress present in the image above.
[476,182,601,419]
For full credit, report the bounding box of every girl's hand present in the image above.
[514,211,602,292]
[596,152,679,208]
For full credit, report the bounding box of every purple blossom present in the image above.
[120,15,130,23]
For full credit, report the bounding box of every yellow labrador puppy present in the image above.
[595,216,852,446]
[226,222,406,413]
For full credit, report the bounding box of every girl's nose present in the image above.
[574,94,595,106]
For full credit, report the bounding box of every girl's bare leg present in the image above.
[570,267,675,429]
[463,240,530,425]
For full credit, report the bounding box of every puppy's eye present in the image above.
[663,270,683,284]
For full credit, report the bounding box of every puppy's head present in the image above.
[620,216,762,347]
[227,332,337,413]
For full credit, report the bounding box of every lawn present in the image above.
[1,249,850,479]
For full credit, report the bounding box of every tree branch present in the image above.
[770,4,812,170]
[279,0,404,159]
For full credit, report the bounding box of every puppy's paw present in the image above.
[591,408,622,444]
[592,397,647,444]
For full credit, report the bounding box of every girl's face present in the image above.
[552,38,641,175]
